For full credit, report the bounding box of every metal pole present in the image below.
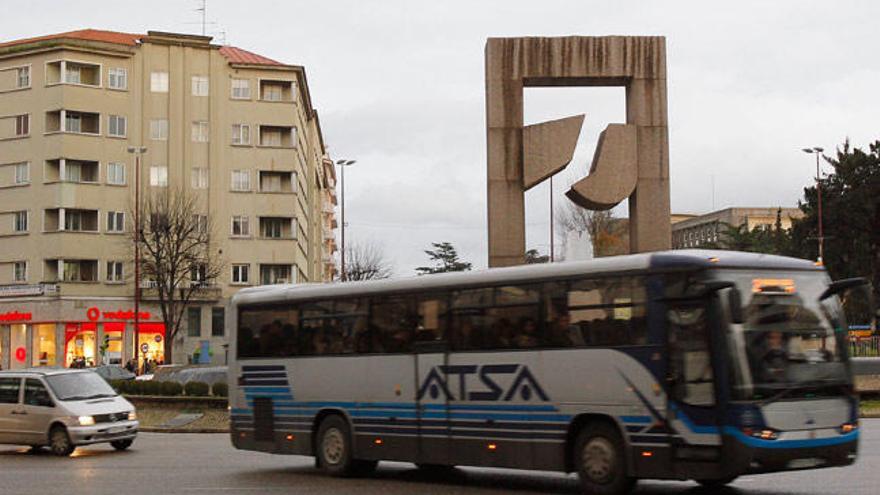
[133,152,140,373]
[816,152,824,264]
[340,163,346,281]
[549,176,554,262]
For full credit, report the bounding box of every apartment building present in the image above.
[671,207,803,249]
[0,29,338,370]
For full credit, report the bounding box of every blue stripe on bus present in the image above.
[620,415,652,424]
[723,427,858,449]
[670,404,720,435]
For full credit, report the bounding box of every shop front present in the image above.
[0,303,165,371]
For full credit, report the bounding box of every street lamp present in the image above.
[127,146,147,373]
[335,159,356,281]
[802,146,825,264]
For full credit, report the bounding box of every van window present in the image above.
[24,379,54,408]
[0,377,21,404]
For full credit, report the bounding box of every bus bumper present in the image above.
[723,432,858,475]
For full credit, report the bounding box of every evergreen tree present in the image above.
[415,242,473,274]
[525,249,550,264]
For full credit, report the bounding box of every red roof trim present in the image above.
[219,45,283,66]
[0,29,142,49]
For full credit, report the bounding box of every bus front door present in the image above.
[414,339,450,466]
[666,298,723,475]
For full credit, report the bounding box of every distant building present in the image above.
[671,207,803,249]
[0,29,338,370]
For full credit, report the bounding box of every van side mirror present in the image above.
[820,277,868,301]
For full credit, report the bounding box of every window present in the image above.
[191,76,209,96]
[231,78,250,99]
[64,210,83,231]
[150,166,168,187]
[190,264,207,284]
[17,67,30,88]
[65,112,81,133]
[565,277,647,347]
[108,68,127,89]
[62,260,97,282]
[0,377,21,404]
[260,217,288,239]
[262,83,283,101]
[107,211,125,233]
[212,307,225,337]
[231,170,250,191]
[192,121,209,142]
[231,216,249,236]
[151,71,169,93]
[232,124,250,145]
[187,307,202,337]
[106,261,124,283]
[371,297,416,353]
[260,264,291,285]
[24,379,53,408]
[451,285,541,351]
[232,264,250,284]
[15,114,29,136]
[13,261,26,282]
[150,119,168,140]
[191,167,208,189]
[192,214,208,233]
[13,210,27,232]
[62,160,99,182]
[259,171,294,193]
[107,162,126,185]
[14,163,29,184]
[108,115,126,137]
[65,64,81,84]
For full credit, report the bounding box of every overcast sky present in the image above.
[4,1,877,275]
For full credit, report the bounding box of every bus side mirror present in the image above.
[728,287,744,324]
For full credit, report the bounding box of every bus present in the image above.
[228,250,871,494]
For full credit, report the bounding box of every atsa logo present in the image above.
[417,364,549,402]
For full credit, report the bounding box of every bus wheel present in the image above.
[574,422,635,495]
[317,415,355,476]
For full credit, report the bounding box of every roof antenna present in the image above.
[195,0,207,36]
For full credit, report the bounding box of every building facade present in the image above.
[0,29,337,370]
[671,207,803,249]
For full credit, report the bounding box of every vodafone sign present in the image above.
[0,311,31,322]
[86,307,151,321]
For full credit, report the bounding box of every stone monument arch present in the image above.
[486,36,671,267]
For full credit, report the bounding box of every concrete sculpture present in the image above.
[486,36,671,267]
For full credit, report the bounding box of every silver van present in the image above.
[0,368,138,456]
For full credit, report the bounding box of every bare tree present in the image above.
[130,187,225,362]
[341,241,393,281]
[556,201,628,257]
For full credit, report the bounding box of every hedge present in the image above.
[184,381,211,397]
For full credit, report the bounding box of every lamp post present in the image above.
[335,159,356,281]
[127,146,146,373]
[802,147,825,264]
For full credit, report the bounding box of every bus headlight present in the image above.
[78,416,96,426]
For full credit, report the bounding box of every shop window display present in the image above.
[32,324,56,366]
[10,324,27,370]
[65,323,97,368]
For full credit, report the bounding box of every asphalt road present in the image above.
[1,421,878,495]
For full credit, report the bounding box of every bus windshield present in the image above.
[718,270,849,401]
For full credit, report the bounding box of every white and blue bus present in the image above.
[228,250,871,494]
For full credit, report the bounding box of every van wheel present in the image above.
[111,439,134,451]
[49,426,75,457]
[317,415,355,476]
[574,422,635,495]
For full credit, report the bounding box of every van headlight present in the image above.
[78,416,96,426]
[128,411,137,421]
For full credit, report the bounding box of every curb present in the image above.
[140,427,229,434]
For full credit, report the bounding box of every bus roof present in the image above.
[233,250,821,307]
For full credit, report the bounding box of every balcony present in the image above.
[44,159,99,183]
[46,110,100,135]
[44,208,99,233]
[258,125,295,148]
[259,217,295,240]
[139,279,221,300]
[44,259,98,283]
[259,79,294,102]
[46,60,101,87]
[258,171,295,193]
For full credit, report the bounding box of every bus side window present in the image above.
[371,297,415,353]
[416,295,447,342]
